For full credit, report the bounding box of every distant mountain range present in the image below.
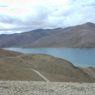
[0,49,95,82]
[0,22,95,48]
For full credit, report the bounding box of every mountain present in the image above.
[0,49,95,82]
[0,22,95,47]
[0,29,50,47]
[31,22,95,48]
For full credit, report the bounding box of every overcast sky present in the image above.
[0,0,95,34]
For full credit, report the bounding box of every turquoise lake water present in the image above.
[4,48,95,67]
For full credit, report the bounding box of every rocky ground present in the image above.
[0,81,95,95]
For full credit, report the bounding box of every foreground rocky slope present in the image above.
[0,49,95,82]
[0,81,95,95]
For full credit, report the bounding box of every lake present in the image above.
[4,48,95,67]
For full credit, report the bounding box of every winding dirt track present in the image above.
[32,69,50,82]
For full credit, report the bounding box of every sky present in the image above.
[0,0,95,34]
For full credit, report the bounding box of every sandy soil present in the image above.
[0,81,95,95]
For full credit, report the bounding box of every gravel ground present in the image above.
[0,81,95,95]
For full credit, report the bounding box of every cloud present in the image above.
[0,0,95,34]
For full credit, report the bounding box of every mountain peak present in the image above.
[85,22,95,26]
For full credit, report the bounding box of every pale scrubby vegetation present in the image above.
[0,81,95,95]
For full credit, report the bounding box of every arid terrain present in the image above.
[0,49,95,82]
[0,0,95,94]
[0,81,95,95]
[0,22,95,48]
[0,49,95,94]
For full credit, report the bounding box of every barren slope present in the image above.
[0,22,95,48]
[0,49,95,82]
